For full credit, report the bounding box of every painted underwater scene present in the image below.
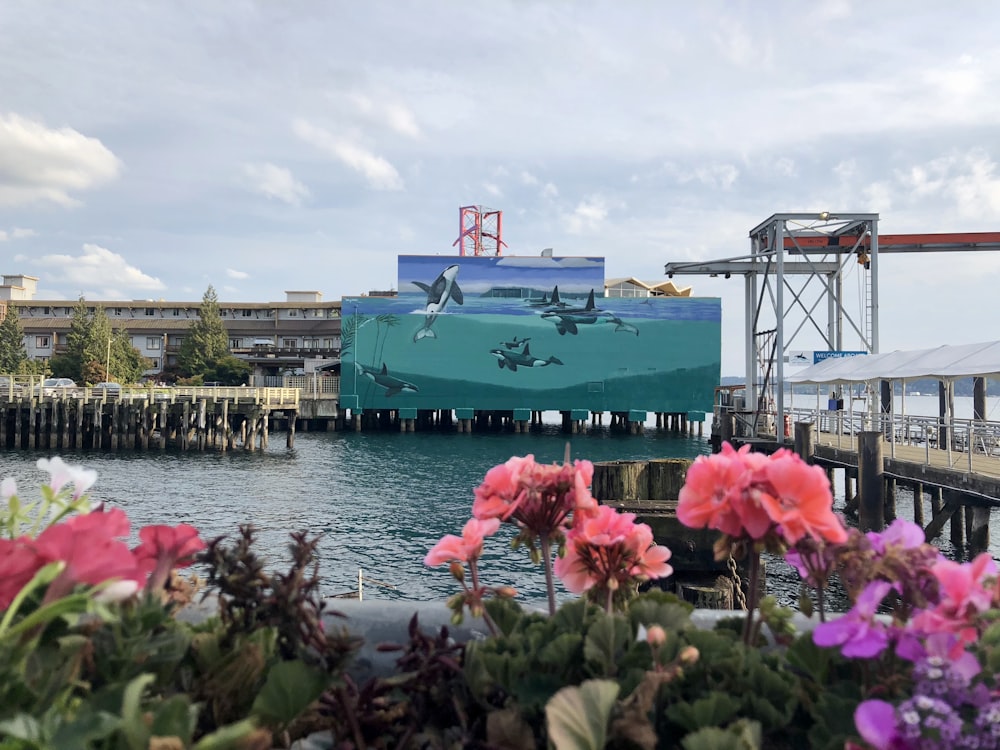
[340,292,721,414]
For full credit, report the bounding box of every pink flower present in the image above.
[678,443,844,548]
[760,452,846,545]
[133,523,206,591]
[555,505,672,599]
[472,455,597,544]
[424,517,501,567]
[910,552,997,645]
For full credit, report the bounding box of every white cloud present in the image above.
[32,244,164,298]
[226,268,249,280]
[348,93,421,138]
[241,162,309,205]
[542,182,559,198]
[0,114,121,206]
[482,181,502,198]
[520,171,538,185]
[563,196,610,235]
[293,119,404,190]
[0,227,37,241]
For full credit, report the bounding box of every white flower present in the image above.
[36,457,97,499]
[93,579,140,603]
[0,477,16,501]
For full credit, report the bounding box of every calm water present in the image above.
[2,415,995,609]
[0,426,711,604]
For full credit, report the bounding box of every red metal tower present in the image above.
[453,205,506,256]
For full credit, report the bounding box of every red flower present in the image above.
[133,523,206,591]
[32,507,144,601]
[0,537,45,609]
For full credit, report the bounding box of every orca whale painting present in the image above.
[339,254,720,415]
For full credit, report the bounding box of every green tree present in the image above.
[109,327,149,384]
[0,304,27,374]
[49,298,92,380]
[177,285,230,377]
[204,355,250,386]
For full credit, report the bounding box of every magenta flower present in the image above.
[854,700,910,750]
[133,523,206,592]
[813,580,893,658]
[866,518,926,554]
[910,552,997,646]
[424,517,500,567]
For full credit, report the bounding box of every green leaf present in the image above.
[50,709,122,750]
[120,673,156,750]
[583,614,631,676]
[192,718,262,750]
[666,693,741,733]
[0,714,43,743]
[251,659,330,726]
[545,679,620,750]
[680,719,762,750]
[149,694,197,745]
[484,597,525,637]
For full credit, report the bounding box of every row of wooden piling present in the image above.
[0,397,295,452]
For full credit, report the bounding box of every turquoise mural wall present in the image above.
[339,256,720,415]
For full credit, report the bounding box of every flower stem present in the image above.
[540,533,557,616]
[741,550,761,646]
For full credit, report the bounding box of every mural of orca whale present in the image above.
[489,342,564,372]
[355,362,419,397]
[412,264,463,342]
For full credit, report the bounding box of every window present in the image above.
[229,338,243,348]
[145,308,155,316]
[146,337,161,350]
[282,338,297,348]
[114,308,122,316]
[35,336,51,348]
[288,309,298,317]
[312,309,323,318]
[42,307,50,315]
[303,338,319,348]
[173,308,180,316]
[242,309,253,317]
[323,338,335,349]
[150,358,159,369]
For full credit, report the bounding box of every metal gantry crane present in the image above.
[453,205,506,256]
[665,212,1000,438]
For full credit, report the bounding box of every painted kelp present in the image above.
[340,255,721,414]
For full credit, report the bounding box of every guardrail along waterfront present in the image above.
[0,385,299,452]
[712,404,999,556]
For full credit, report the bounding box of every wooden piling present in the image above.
[912,483,924,526]
[884,477,897,522]
[592,460,649,503]
[858,431,884,532]
[968,505,990,554]
[793,421,814,464]
[950,498,964,548]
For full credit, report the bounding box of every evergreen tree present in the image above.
[50,298,92,380]
[177,285,230,377]
[0,304,27,374]
[109,327,148,384]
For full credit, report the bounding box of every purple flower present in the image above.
[813,580,893,658]
[866,518,925,554]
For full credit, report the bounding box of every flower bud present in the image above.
[495,586,518,599]
[678,645,699,666]
[645,625,667,647]
[449,561,465,582]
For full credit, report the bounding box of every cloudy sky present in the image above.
[3,1,1000,373]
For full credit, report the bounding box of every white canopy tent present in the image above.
[787,341,1000,384]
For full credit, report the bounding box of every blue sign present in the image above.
[813,350,867,364]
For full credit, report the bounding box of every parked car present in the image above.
[33,378,77,396]
[91,381,122,397]
[0,377,23,395]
